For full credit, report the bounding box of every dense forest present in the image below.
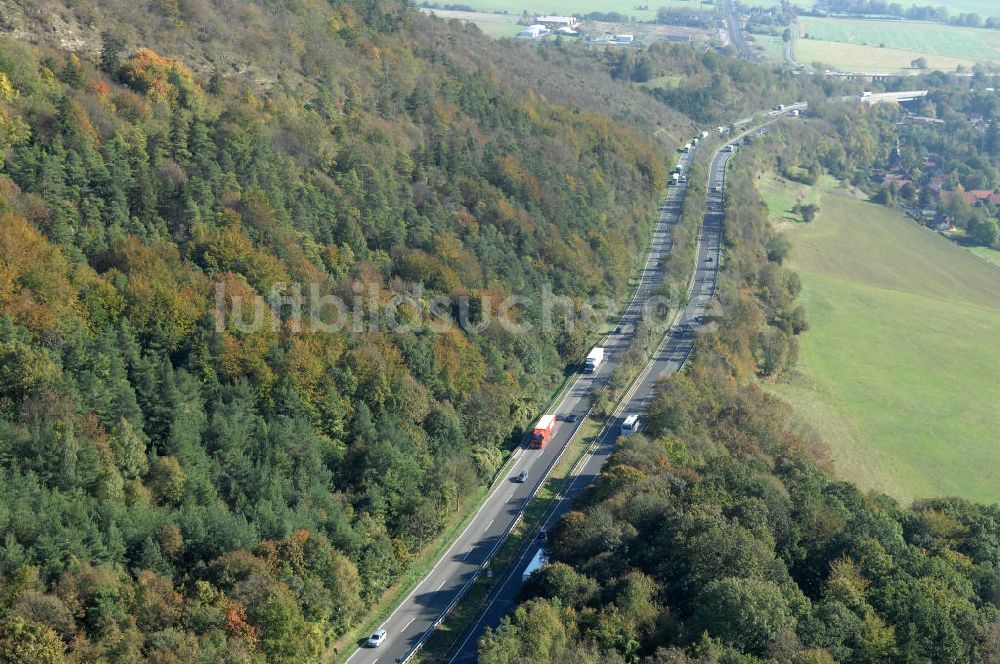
[480,126,1000,663]
[0,0,705,660]
[10,0,990,662]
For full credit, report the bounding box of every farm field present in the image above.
[795,37,975,72]
[422,0,716,22]
[928,0,1000,14]
[760,174,1000,504]
[798,17,1000,65]
[420,8,522,36]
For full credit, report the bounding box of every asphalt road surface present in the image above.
[343,146,700,664]
[722,0,758,63]
[444,118,792,664]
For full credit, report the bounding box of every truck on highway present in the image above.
[523,549,547,580]
[584,347,605,373]
[682,143,692,153]
[671,172,680,184]
[529,414,556,449]
[621,414,642,436]
[674,165,683,174]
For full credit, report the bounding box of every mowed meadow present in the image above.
[761,175,1000,505]
[797,16,1000,70]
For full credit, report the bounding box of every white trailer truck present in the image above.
[584,347,605,374]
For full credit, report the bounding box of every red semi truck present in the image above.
[530,414,556,449]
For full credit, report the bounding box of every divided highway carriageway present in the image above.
[345,106,804,664]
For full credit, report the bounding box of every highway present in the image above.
[342,144,701,664]
[443,115,794,664]
[721,0,758,63]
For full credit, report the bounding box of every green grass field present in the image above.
[795,38,976,72]
[639,73,682,89]
[971,245,1000,268]
[760,175,1000,505]
[423,0,716,22]
[798,17,1000,65]
[752,33,787,62]
[920,0,1000,14]
[420,8,523,36]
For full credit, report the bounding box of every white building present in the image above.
[535,15,577,28]
[517,24,550,38]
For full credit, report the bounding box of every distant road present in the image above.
[721,0,759,63]
[342,144,700,664]
[444,111,801,664]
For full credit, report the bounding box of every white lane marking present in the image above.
[437,580,448,591]
[403,617,416,632]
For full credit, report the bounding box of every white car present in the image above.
[366,629,387,648]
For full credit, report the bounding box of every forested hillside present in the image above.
[480,131,1000,663]
[0,1,694,661]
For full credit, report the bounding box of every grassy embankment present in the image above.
[759,173,1000,505]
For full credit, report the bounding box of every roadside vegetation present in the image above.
[479,123,1000,664]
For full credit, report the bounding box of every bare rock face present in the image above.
[1,3,96,55]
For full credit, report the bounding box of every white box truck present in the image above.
[584,347,605,373]
[621,414,642,436]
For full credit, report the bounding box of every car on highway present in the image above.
[565,413,578,423]
[706,256,713,262]
[537,529,547,542]
[614,325,622,333]
[515,470,528,483]
[366,629,387,648]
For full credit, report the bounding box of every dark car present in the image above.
[706,256,713,262]
[565,413,578,423]
[537,530,547,542]
[614,325,622,334]
[515,470,528,483]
